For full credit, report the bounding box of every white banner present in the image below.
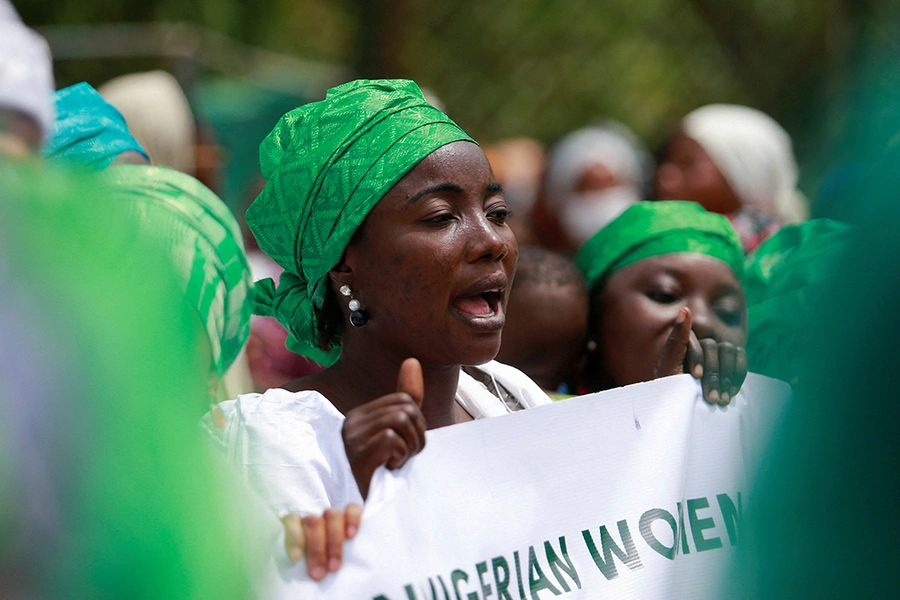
[272,373,789,599]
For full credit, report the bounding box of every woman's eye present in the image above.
[645,289,680,304]
[425,212,457,224]
[713,297,745,327]
[487,208,511,224]
[714,308,744,327]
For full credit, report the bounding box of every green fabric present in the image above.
[103,165,253,377]
[744,218,853,381]
[575,200,744,291]
[744,218,853,305]
[246,78,474,365]
[0,161,253,598]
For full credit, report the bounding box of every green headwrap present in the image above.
[246,79,474,366]
[103,165,253,377]
[575,200,744,290]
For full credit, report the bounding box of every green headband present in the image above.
[575,200,744,291]
[246,79,474,366]
[104,165,253,377]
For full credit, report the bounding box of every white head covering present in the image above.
[0,0,21,21]
[543,122,654,246]
[682,104,808,223]
[0,0,55,143]
[543,121,654,208]
[99,70,196,174]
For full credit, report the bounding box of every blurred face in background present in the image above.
[557,163,641,248]
[0,109,41,158]
[537,124,651,253]
[655,133,741,215]
[495,279,588,392]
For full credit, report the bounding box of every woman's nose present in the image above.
[466,215,509,263]
[689,301,717,340]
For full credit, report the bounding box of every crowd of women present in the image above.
[1,0,877,596]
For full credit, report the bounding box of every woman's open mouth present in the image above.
[452,289,503,317]
[451,273,507,333]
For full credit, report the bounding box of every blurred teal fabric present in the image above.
[43,82,148,170]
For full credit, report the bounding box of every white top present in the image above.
[203,360,551,515]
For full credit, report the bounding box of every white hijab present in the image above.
[682,104,808,223]
[100,70,197,174]
[0,0,55,143]
[544,121,653,208]
[543,122,654,245]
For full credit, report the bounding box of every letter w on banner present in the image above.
[273,373,789,599]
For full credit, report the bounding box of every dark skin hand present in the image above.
[654,306,749,405]
[285,358,429,581]
[210,402,365,582]
[282,358,426,581]
[282,504,363,581]
[341,357,428,499]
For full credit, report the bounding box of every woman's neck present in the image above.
[290,340,466,429]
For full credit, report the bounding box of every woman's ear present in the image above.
[329,252,355,291]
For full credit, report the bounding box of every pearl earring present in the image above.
[340,285,368,327]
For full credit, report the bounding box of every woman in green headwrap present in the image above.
[206,79,551,579]
[575,200,749,405]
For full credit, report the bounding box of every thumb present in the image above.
[654,307,692,378]
[397,357,425,407]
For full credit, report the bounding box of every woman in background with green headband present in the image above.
[206,79,551,580]
[575,200,749,405]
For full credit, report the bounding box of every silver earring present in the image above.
[340,285,368,327]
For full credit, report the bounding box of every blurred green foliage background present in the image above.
[18,0,900,204]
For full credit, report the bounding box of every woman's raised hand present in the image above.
[282,504,363,580]
[653,307,748,406]
[341,357,427,499]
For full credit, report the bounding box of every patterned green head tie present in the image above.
[103,165,253,377]
[575,200,744,291]
[246,78,474,365]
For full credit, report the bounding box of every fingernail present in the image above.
[708,390,719,404]
[311,566,326,580]
[346,525,358,538]
[693,364,703,378]
[720,392,730,405]
[288,547,303,562]
[676,310,686,325]
[328,558,341,572]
